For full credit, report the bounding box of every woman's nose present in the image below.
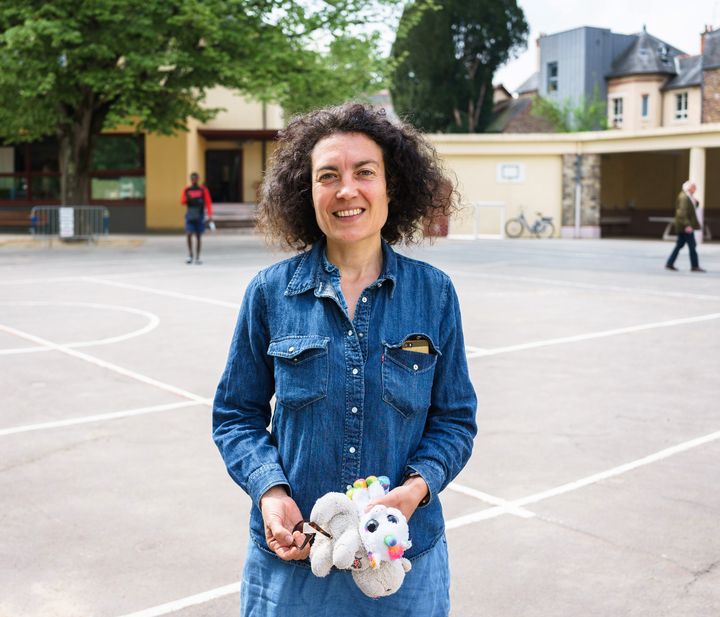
[336,178,358,199]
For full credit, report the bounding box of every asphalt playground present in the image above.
[1,233,719,617]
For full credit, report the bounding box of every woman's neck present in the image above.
[325,236,383,284]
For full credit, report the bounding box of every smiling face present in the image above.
[310,132,389,251]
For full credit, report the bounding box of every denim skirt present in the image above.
[240,535,450,617]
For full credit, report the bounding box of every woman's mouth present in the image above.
[333,208,364,218]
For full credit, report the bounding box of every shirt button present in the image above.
[347,330,353,336]
[413,364,419,371]
[352,368,359,375]
[351,406,358,413]
[361,297,368,303]
[349,447,356,454]
[378,282,383,287]
[288,346,295,352]
[358,332,364,338]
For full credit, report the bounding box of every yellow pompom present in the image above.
[353,479,368,489]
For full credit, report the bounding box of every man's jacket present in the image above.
[675,191,701,231]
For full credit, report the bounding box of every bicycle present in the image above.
[504,208,555,238]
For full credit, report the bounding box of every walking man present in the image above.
[181,172,213,264]
[666,180,705,273]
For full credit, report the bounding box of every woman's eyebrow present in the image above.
[354,159,380,168]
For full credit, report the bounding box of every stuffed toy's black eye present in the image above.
[365,519,379,533]
[387,514,398,524]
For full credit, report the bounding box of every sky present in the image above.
[494,0,720,92]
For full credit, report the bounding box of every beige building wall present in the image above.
[432,149,563,236]
[662,87,702,127]
[607,76,665,130]
[201,87,284,130]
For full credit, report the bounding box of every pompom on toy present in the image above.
[307,475,413,597]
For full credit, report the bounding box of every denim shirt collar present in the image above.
[284,237,397,299]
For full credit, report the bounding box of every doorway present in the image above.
[205,150,243,203]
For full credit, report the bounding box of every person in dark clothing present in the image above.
[666,181,705,273]
[181,172,213,264]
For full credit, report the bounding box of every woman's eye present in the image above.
[317,173,336,182]
[358,169,374,177]
[365,519,379,533]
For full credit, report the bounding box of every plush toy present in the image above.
[308,475,413,598]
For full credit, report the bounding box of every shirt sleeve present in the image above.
[404,277,477,506]
[180,187,187,205]
[212,273,289,508]
[203,186,213,218]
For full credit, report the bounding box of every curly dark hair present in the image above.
[258,102,457,250]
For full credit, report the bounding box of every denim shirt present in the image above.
[213,239,477,561]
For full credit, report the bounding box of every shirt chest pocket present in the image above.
[267,335,330,410]
[382,334,440,419]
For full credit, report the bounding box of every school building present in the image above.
[1,86,719,239]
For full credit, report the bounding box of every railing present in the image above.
[30,206,109,243]
[448,202,506,239]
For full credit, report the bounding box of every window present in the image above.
[612,97,623,126]
[675,92,688,120]
[90,134,145,200]
[547,62,558,92]
[641,94,649,119]
[0,140,60,201]
[0,134,144,203]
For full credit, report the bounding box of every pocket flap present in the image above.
[267,335,330,359]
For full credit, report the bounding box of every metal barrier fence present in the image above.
[30,206,109,243]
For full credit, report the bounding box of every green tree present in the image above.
[0,0,393,205]
[532,86,609,132]
[391,0,528,133]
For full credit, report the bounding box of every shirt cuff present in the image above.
[247,463,290,509]
[405,461,444,508]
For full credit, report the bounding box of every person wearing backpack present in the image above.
[181,172,213,264]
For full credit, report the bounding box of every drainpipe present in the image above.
[261,102,268,174]
[574,154,582,239]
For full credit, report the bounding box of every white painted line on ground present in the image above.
[0,400,209,437]
[455,270,720,302]
[446,428,720,529]
[447,482,535,518]
[467,313,720,359]
[83,277,242,309]
[116,582,240,617]
[0,301,159,355]
[0,324,208,403]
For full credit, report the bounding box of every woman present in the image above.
[213,103,477,617]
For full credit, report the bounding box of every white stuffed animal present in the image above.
[307,476,413,598]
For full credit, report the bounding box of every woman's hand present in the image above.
[260,486,311,561]
[366,475,429,521]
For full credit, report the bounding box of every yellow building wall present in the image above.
[201,87,284,130]
[439,154,563,236]
[662,87,702,127]
[145,132,190,230]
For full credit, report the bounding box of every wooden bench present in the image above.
[599,215,631,236]
[0,209,30,231]
[211,203,257,229]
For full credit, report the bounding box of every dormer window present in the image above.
[675,92,688,120]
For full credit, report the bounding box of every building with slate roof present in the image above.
[507,24,720,133]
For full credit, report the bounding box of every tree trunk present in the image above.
[58,98,106,206]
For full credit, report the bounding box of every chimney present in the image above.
[536,34,545,72]
[701,24,713,54]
